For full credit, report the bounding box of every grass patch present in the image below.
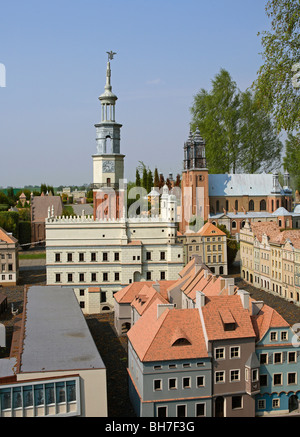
[19,252,46,260]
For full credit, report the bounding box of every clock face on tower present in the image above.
[102,160,115,173]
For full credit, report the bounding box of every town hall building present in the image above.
[45,54,184,314]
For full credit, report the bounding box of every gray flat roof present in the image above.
[0,357,17,378]
[20,286,105,373]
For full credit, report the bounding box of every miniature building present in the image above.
[0,227,19,286]
[0,285,107,417]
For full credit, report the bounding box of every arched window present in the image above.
[260,199,266,211]
[232,221,237,229]
[249,200,254,211]
[172,338,191,346]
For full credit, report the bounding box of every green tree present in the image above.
[190,69,241,173]
[135,169,141,187]
[253,0,300,132]
[147,170,153,193]
[217,224,238,268]
[191,68,283,174]
[283,133,300,191]
[154,168,159,187]
[239,90,283,173]
[142,167,148,190]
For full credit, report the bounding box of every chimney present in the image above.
[152,281,160,293]
[196,290,206,308]
[157,303,174,319]
[225,278,235,295]
[252,301,264,316]
[238,290,250,310]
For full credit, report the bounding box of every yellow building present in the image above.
[178,222,228,275]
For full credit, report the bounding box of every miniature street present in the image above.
[1,251,300,417]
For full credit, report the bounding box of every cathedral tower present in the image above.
[92,52,125,219]
[180,128,210,233]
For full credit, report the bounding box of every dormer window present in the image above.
[172,338,191,346]
[224,322,236,331]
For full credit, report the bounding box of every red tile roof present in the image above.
[0,227,18,244]
[128,302,208,362]
[201,295,256,341]
[250,299,290,342]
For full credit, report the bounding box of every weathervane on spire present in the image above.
[107,51,116,61]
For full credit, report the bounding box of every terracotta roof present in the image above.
[128,302,208,362]
[250,299,290,342]
[197,222,226,237]
[0,227,18,244]
[250,221,300,248]
[201,295,256,341]
[131,285,168,315]
[114,280,176,304]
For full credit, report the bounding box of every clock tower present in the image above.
[92,53,125,219]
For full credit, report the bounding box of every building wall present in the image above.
[45,216,183,314]
[0,243,18,286]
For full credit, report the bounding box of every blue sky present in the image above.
[0,0,272,188]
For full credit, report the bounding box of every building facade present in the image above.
[240,221,300,304]
[179,130,296,237]
[0,227,19,286]
[177,222,228,275]
[0,285,107,417]
[115,257,299,417]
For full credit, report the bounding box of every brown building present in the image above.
[179,129,294,236]
[30,194,63,245]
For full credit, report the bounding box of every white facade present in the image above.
[46,208,183,314]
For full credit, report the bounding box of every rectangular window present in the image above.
[79,289,85,296]
[8,264,13,271]
[67,273,73,282]
[230,369,240,382]
[215,371,225,383]
[103,252,108,261]
[79,252,84,262]
[281,331,288,341]
[215,348,225,360]
[160,271,166,280]
[232,396,242,410]
[288,373,297,385]
[258,399,266,410]
[273,374,282,385]
[157,406,167,417]
[103,272,108,281]
[154,380,162,391]
[115,272,120,281]
[146,252,151,260]
[55,273,61,283]
[274,352,282,364]
[197,376,205,387]
[160,251,166,260]
[146,271,151,280]
[67,253,73,262]
[114,252,119,261]
[260,353,268,364]
[196,403,205,417]
[177,405,186,417]
[183,377,191,389]
[101,292,106,303]
[230,346,240,359]
[91,273,97,282]
[270,331,277,341]
[169,378,177,390]
[272,399,280,408]
[55,253,61,262]
[79,273,85,282]
[288,351,296,363]
[91,252,96,262]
